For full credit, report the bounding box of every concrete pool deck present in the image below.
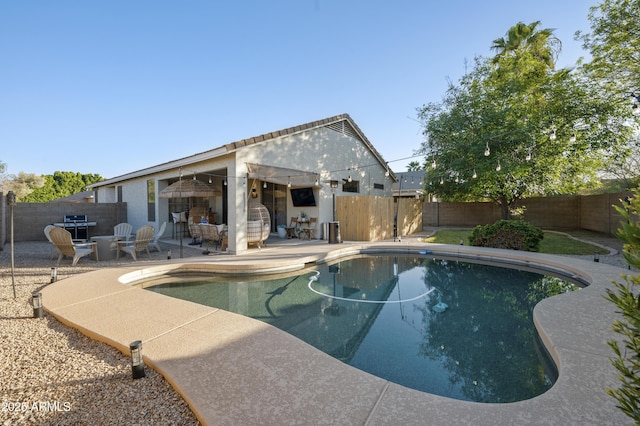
[40,239,631,425]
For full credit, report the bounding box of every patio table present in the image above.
[90,235,121,261]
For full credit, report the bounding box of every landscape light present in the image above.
[130,340,146,379]
[593,251,600,263]
[32,292,43,318]
[50,267,57,283]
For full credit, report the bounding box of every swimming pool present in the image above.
[146,254,578,403]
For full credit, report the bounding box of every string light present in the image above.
[496,161,501,172]
[472,169,477,179]
[570,132,576,143]
[484,141,490,156]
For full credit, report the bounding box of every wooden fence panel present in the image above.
[336,196,420,241]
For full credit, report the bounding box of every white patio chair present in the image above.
[114,223,133,241]
[44,224,61,260]
[49,227,97,266]
[150,221,167,252]
[117,225,155,261]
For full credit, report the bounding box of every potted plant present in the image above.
[277,224,287,238]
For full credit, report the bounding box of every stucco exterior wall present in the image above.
[90,117,393,253]
[236,126,392,231]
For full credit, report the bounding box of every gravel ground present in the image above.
[0,240,206,426]
[0,231,635,425]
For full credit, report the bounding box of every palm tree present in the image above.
[407,161,422,171]
[491,21,561,69]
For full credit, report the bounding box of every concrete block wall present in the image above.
[516,196,580,229]
[422,191,633,236]
[2,201,127,244]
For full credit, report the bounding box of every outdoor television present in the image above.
[290,187,316,207]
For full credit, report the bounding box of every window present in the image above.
[373,183,384,190]
[117,186,123,202]
[343,180,359,193]
[147,179,155,221]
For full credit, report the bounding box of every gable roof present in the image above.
[90,113,396,188]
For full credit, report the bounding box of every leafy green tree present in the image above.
[577,0,640,188]
[20,171,103,202]
[417,22,631,219]
[605,188,640,423]
[577,0,640,98]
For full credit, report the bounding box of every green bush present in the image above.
[468,220,544,251]
[605,189,640,423]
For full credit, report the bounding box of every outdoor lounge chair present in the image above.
[49,227,98,266]
[150,221,167,252]
[44,224,61,260]
[117,225,154,261]
[114,223,133,241]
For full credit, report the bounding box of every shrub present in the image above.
[605,190,640,423]
[468,220,544,251]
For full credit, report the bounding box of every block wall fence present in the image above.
[0,197,127,246]
[422,191,634,236]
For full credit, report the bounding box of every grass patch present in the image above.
[424,229,604,255]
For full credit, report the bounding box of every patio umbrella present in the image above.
[159,178,217,257]
[159,178,217,199]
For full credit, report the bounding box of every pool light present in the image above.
[130,340,146,379]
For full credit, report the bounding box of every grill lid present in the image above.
[64,214,88,223]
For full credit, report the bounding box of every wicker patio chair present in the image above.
[116,225,154,261]
[49,227,97,266]
[188,223,202,245]
[199,223,223,254]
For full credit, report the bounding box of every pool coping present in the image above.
[40,241,631,425]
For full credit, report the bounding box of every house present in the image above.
[392,170,425,199]
[88,114,397,254]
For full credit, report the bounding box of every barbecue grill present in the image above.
[52,215,98,241]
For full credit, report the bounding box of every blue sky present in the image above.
[0,0,595,179]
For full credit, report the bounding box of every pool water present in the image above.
[147,255,577,403]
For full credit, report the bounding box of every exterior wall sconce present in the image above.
[594,251,600,262]
[50,267,57,283]
[32,292,43,318]
[130,340,146,379]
